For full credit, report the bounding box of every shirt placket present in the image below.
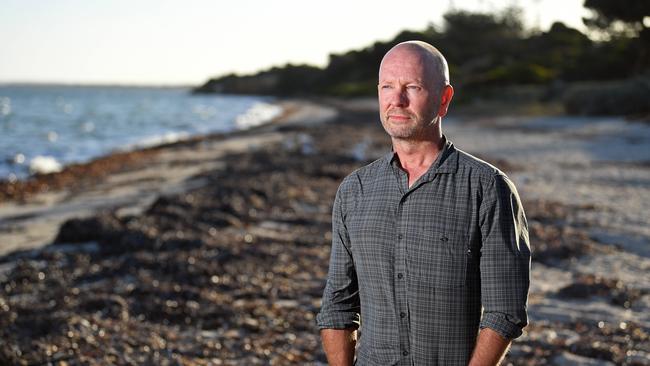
[393,167,412,363]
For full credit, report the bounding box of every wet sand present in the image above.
[0,99,648,365]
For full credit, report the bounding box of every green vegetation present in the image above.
[194,1,649,115]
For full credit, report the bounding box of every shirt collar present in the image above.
[384,135,458,176]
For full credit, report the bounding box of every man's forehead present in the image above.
[378,67,426,83]
[379,51,429,79]
[382,46,429,66]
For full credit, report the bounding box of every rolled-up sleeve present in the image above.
[478,174,531,339]
[316,178,361,330]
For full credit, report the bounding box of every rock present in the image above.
[53,213,123,244]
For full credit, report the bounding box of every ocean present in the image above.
[0,85,281,181]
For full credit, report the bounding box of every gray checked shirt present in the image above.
[317,138,531,365]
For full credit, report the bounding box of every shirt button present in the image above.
[400,312,406,318]
[397,273,403,279]
[403,350,409,356]
[440,236,448,242]
[398,234,403,240]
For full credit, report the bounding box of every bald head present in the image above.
[380,41,450,91]
[377,41,454,141]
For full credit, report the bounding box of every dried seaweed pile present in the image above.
[0,122,365,365]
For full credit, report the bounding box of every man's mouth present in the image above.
[388,114,411,121]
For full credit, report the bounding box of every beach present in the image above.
[0,98,649,365]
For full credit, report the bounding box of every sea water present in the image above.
[0,85,282,180]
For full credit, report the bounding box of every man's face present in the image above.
[378,48,440,141]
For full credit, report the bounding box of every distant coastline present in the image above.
[192,8,649,117]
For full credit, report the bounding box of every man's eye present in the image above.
[407,85,421,90]
[380,85,393,89]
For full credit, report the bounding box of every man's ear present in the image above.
[437,85,454,118]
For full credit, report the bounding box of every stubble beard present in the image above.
[381,113,439,141]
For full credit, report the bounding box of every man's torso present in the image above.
[340,142,502,365]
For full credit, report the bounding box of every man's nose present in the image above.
[391,88,408,107]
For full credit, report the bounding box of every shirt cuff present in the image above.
[316,311,360,330]
[479,312,525,340]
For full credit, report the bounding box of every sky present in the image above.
[0,0,591,86]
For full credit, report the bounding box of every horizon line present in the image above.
[0,81,195,88]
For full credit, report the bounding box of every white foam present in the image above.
[12,153,25,164]
[235,102,283,129]
[29,155,62,175]
[127,131,191,150]
[0,96,11,116]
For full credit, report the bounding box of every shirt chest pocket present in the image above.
[409,229,469,288]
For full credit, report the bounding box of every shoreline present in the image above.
[0,98,648,364]
[0,99,338,256]
[0,98,299,201]
[0,85,286,183]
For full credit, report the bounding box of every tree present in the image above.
[583,0,649,37]
[583,0,650,72]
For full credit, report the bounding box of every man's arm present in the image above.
[321,328,357,366]
[468,327,511,366]
[316,178,361,362]
[477,174,531,359]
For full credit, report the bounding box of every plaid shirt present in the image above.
[317,138,531,365]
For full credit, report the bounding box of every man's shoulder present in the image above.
[452,146,520,197]
[353,154,389,178]
[337,155,388,194]
[453,147,507,180]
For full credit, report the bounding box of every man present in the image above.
[316,41,531,366]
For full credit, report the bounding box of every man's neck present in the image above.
[392,136,445,187]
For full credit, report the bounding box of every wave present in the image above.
[235,102,283,129]
[122,131,192,150]
[29,155,63,175]
[122,102,284,151]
